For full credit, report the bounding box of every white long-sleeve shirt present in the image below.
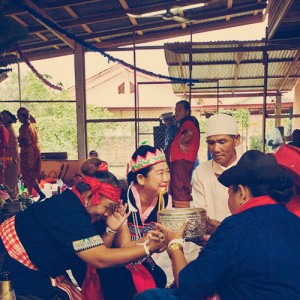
[191,159,238,222]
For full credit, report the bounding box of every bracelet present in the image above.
[136,241,151,256]
[106,227,118,234]
[141,242,151,256]
[167,243,183,257]
[168,238,185,247]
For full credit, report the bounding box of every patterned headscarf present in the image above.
[73,161,121,207]
[81,176,121,206]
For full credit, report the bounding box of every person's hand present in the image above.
[194,217,220,247]
[146,230,167,253]
[142,230,168,253]
[156,220,188,245]
[105,203,131,232]
[194,234,210,247]
[206,217,220,235]
[114,201,128,217]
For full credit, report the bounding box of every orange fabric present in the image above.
[19,122,41,190]
[3,124,19,197]
[0,124,9,184]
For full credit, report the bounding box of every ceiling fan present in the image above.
[127,2,206,23]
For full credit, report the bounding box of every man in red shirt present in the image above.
[169,100,200,208]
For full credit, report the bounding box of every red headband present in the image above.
[82,176,121,205]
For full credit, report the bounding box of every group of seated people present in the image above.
[0,113,299,300]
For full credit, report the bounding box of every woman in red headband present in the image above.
[0,158,165,300]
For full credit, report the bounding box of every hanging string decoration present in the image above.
[19,2,199,85]
[16,46,63,91]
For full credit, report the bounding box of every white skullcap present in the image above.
[206,114,238,137]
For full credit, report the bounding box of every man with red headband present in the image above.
[0,159,165,300]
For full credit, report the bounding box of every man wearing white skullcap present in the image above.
[192,114,240,226]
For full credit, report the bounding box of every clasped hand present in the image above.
[141,229,167,253]
[105,201,131,232]
[156,220,188,245]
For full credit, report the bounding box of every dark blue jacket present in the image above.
[179,203,300,299]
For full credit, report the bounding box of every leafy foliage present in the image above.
[0,71,114,159]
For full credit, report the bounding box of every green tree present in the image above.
[0,71,114,159]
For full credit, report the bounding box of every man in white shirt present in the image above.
[192,114,240,223]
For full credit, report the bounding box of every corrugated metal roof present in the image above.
[164,40,300,96]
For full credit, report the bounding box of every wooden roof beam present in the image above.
[92,14,263,49]
[253,0,262,16]
[10,14,54,47]
[24,0,75,49]
[26,1,266,35]
[225,0,233,21]
[231,50,244,93]
[63,5,101,42]
[6,0,102,15]
[176,54,189,97]
[278,49,300,91]
[119,0,143,36]
[15,14,263,53]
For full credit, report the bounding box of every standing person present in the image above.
[17,107,45,199]
[135,150,300,300]
[1,110,20,198]
[0,158,165,299]
[274,144,300,217]
[192,114,240,227]
[0,114,9,185]
[289,129,300,148]
[75,146,171,300]
[89,150,99,159]
[169,100,200,208]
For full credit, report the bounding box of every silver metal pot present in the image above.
[157,208,207,240]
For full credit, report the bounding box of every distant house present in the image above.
[69,62,293,119]
[68,63,294,171]
[68,63,179,119]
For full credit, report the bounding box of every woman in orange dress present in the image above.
[17,107,45,199]
[1,110,20,198]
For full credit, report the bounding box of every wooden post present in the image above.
[74,43,87,159]
[293,80,300,130]
[275,94,282,127]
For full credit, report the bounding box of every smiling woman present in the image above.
[88,145,172,300]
